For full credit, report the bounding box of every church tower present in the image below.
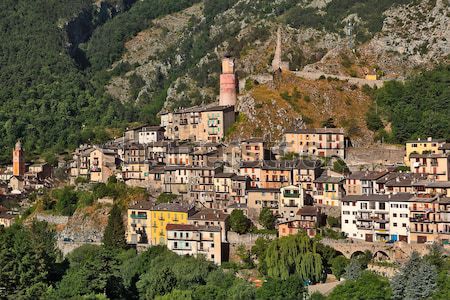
[13,140,25,177]
[219,56,237,107]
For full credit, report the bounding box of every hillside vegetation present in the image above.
[228,72,373,146]
[0,0,448,161]
[374,66,450,143]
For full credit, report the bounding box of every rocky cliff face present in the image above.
[99,0,448,142]
[58,205,111,243]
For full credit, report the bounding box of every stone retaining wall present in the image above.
[36,214,69,225]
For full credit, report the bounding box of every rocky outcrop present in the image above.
[58,205,111,243]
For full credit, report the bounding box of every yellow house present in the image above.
[405,137,446,166]
[127,201,153,246]
[150,202,195,245]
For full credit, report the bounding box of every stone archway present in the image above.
[351,250,365,259]
[373,250,390,261]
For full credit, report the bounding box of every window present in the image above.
[174,232,177,238]
[185,242,189,247]
[402,223,407,227]
[174,242,178,249]
[393,213,397,217]
[344,220,349,224]
[352,220,356,224]
[211,243,214,248]
[400,213,408,218]
[343,211,350,215]
[211,254,215,260]
[379,203,385,210]
[393,223,397,227]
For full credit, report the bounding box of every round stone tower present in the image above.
[219,56,237,107]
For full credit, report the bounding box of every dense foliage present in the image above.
[285,0,415,43]
[103,204,127,249]
[374,66,450,143]
[264,233,323,282]
[0,222,61,298]
[40,180,147,216]
[258,207,276,230]
[86,0,199,71]
[328,271,392,300]
[0,0,136,161]
[229,209,252,234]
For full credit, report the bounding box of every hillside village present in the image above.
[1,43,450,270]
[1,1,450,299]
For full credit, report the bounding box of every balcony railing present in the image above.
[130,214,147,219]
[410,217,433,222]
[283,193,300,198]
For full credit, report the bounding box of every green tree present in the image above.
[258,207,276,230]
[321,117,337,128]
[332,159,349,174]
[331,255,349,280]
[156,289,193,300]
[0,222,59,299]
[256,275,306,300]
[137,267,177,299]
[236,244,253,267]
[102,204,127,249]
[264,233,323,282]
[365,109,384,131]
[157,192,178,204]
[53,246,126,299]
[328,271,392,300]
[229,210,251,234]
[391,251,422,300]
[344,259,363,280]
[404,261,437,300]
[424,243,445,270]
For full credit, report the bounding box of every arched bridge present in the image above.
[321,238,430,262]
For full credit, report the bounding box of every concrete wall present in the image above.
[346,145,405,170]
[228,232,277,247]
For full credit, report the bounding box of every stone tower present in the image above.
[272,26,289,72]
[13,140,25,177]
[219,56,237,107]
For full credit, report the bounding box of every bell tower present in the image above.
[219,56,237,107]
[13,140,25,176]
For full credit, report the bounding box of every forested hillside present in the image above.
[0,0,448,161]
[0,0,134,161]
[374,66,450,143]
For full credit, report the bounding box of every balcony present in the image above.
[357,225,374,230]
[410,217,434,223]
[374,218,390,223]
[130,214,147,219]
[283,192,300,198]
[410,229,434,234]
